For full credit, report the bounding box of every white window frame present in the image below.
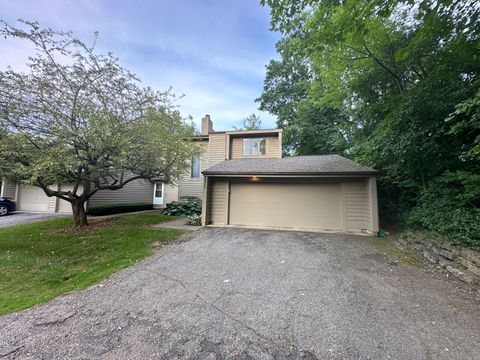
[242,138,266,156]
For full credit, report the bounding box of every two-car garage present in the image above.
[202,156,379,234]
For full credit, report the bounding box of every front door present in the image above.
[153,182,164,206]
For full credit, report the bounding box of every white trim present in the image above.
[14,182,20,202]
[153,182,164,205]
[242,138,266,156]
[0,177,5,197]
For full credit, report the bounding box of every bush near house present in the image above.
[407,171,480,249]
[188,214,202,225]
[162,200,201,217]
[86,203,154,216]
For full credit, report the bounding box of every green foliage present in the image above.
[408,172,480,248]
[162,200,201,217]
[233,114,262,130]
[0,212,183,314]
[446,87,480,160]
[259,0,480,245]
[187,214,202,226]
[86,203,154,216]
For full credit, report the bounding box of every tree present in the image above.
[256,36,348,155]
[260,0,480,244]
[0,20,200,227]
[233,113,262,130]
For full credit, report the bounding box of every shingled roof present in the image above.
[202,155,377,176]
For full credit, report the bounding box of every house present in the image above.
[1,114,379,234]
[196,116,379,234]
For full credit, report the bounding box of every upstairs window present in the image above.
[191,156,200,178]
[243,138,266,156]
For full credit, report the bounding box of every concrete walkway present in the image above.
[153,217,201,231]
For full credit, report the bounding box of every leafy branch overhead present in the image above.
[233,113,262,130]
[0,20,200,226]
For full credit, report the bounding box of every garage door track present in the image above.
[1,228,479,359]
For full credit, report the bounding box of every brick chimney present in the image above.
[201,114,214,135]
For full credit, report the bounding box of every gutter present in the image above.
[202,171,379,177]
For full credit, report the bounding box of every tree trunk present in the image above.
[72,199,88,227]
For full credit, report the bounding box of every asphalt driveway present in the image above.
[0,212,67,228]
[1,228,479,359]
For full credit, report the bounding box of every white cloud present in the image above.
[0,0,279,130]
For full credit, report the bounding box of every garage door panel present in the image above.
[18,186,50,212]
[229,182,343,231]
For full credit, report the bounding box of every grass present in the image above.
[372,237,423,268]
[0,212,185,315]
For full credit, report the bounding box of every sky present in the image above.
[0,0,280,131]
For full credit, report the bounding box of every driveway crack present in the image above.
[143,269,280,346]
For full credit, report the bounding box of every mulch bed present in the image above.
[47,218,117,234]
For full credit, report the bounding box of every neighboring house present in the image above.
[1,114,379,235]
[0,176,160,213]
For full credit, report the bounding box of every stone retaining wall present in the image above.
[397,233,480,286]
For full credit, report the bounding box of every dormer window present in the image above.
[243,138,266,156]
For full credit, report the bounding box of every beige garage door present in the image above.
[18,186,50,212]
[229,182,344,231]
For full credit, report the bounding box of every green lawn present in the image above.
[0,212,185,315]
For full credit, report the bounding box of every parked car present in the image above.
[0,197,16,216]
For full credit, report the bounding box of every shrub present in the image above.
[180,196,202,205]
[162,199,201,216]
[407,171,480,248]
[86,203,153,216]
[187,214,202,225]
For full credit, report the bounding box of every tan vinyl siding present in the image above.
[178,142,208,200]
[163,183,178,204]
[88,179,154,207]
[266,136,281,158]
[230,136,281,159]
[368,176,379,232]
[3,178,17,200]
[208,180,228,225]
[208,133,227,165]
[345,180,371,232]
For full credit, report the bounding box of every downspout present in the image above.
[201,175,209,226]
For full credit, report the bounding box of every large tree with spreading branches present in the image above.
[0,20,200,227]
